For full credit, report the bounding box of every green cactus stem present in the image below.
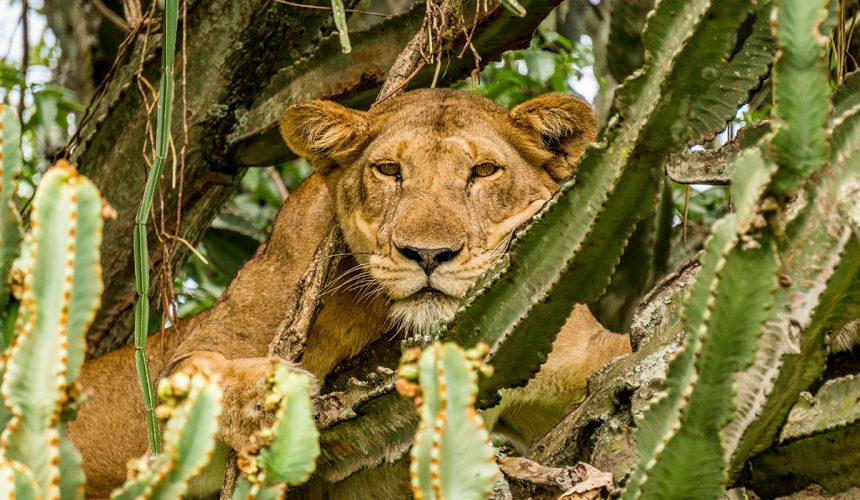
[132,0,180,455]
[0,105,23,324]
[112,368,223,500]
[235,362,319,498]
[0,161,103,498]
[768,0,831,196]
[444,0,773,410]
[398,342,498,500]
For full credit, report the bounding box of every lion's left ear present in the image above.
[279,100,369,173]
[510,93,597,181]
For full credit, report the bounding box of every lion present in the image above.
[68,88,632,497]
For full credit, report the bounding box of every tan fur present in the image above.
[68,89,631,497]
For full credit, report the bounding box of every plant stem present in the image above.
[134,0,179,456]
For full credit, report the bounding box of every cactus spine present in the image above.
[397,343,498,500]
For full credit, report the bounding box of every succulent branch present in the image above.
[0,106,23,319]
[234,363,320,498]
[397,343,498,500]
[443,0,774,409]
[619,0,860,497]
[112,369,223,499]
[0,162,104,499]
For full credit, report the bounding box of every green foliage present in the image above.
[235,363,320,497]
[112,370,223,500]
[133,0,180,455]
[0,12,82,196]
[456,30,594,108]
[176,161,311,318]
[0,161,104,499]
[397,343,498,500]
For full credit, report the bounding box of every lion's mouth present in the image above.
[412,284,457,300]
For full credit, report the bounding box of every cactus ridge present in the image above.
[726,88,860,474]
[625,0,860,493]
[623,149,778,499]
[0,106,23,321]
[768,0,832,196]
[0,456,39,498]
[833,71,860,119]
[0,163,103,498]
[780,374,860,441]
[400,343,498,500]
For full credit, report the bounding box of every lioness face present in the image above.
[281,89,596,337]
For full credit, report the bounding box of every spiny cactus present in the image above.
[234,362,320,499]
[0,161,104,499]
[620,0,860,497]
[111,369,223,500]
[397,342,498,500]
[623,149,780,499]
[443,0,773,408]
[0,105,23,326]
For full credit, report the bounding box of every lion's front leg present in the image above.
[174,352,318,451]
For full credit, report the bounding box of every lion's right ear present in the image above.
[510,94,597,181]
[279,100,369,171]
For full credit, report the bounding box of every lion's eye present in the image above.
[374,162,401,177]
[472,163,500,178]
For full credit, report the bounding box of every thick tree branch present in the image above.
[665,122,770,186]
[229,0,563,166]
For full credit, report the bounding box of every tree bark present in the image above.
[75,0,349,355]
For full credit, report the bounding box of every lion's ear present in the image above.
[279,100,369,171]
[510,94,597,181]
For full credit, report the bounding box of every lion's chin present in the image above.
[388,292,461,342]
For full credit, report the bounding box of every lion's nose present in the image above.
[396,244,462,275]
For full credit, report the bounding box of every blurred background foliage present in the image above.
[1,0,857,331]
